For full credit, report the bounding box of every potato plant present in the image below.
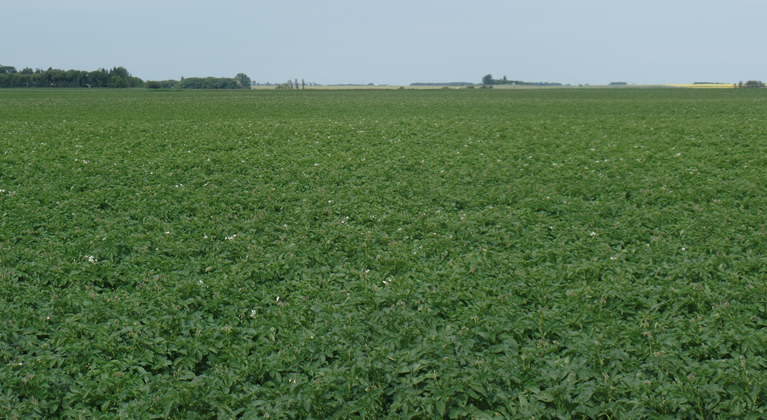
[1,88,767,419]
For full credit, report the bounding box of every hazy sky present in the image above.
[3,0,765,85]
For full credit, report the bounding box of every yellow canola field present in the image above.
[666,84,735,89]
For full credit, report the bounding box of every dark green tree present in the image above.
[482,74,494,85]
[108,76,125,88]
[234,73,251,88]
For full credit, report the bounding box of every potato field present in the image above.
[1,88,767,419]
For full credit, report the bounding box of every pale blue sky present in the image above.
[2,0,765,85]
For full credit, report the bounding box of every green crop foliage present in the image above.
[1,88,767,419]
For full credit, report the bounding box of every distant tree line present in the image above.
[482,74,562,86]
[146,73,251,90]
[172,77,240,89]
[0,65,253,90]
[0,65,142,88]
[737,81,765,88]
[275,79,307,90]
[145,80,179,89]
